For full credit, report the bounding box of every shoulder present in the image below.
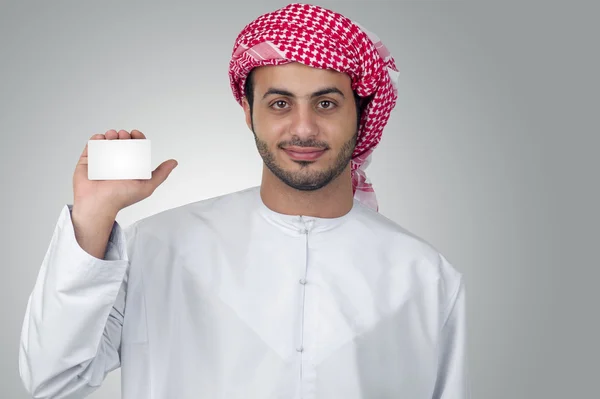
[124,186,259,243]
[350,201,464,298]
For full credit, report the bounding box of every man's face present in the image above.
[243,62,359,191]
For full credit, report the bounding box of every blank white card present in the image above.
[87,139,152,180]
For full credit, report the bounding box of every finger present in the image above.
[130,129,146,139]
[146,159,178,191]
[105,129,118,140]
[117,129,130,139]
[80,134,106,160]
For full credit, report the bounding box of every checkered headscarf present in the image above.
[229,3,399,211]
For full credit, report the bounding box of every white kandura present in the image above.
[19,186,470,398]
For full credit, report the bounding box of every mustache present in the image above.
[277,138,330,150]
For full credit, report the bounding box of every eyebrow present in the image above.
[262,87,345,100]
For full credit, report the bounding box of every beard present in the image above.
[253,129,358,191]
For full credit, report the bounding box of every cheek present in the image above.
[324,117,356,143]
[254,115,287,141]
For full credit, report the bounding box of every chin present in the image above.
[289,159,320,168]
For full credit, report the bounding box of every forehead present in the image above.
[251,62,352,93]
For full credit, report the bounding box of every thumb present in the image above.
[148,159,178,189]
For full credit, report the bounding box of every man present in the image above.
[19,3,470,398]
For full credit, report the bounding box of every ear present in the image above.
[242,97,252,131]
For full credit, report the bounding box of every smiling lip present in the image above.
[283,147,327,161]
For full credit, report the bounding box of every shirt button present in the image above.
[296,347,304,352]
[299,279,307,285]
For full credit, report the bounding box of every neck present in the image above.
[260,164,354,218]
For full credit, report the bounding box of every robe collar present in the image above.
[254,187,359,235]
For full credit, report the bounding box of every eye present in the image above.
[271,100,289,109]
[318,101,336,109]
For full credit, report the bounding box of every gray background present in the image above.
[1,0,598,398]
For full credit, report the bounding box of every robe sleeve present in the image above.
[18,204,134,398]
[432,276,471,398]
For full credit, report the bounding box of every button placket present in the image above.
[297,216,317,396]
[296,218,309,365]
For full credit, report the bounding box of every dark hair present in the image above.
[243,68,366,129]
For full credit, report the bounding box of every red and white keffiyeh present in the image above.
[229,3,399,211]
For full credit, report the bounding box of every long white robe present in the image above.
[19,186,470,398]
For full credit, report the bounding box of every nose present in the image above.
[289,104,319,139]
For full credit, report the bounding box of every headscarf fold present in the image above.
[229,3,399,211]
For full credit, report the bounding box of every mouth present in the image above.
[282,146,328,161]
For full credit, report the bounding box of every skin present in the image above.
[242,62,359,218]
